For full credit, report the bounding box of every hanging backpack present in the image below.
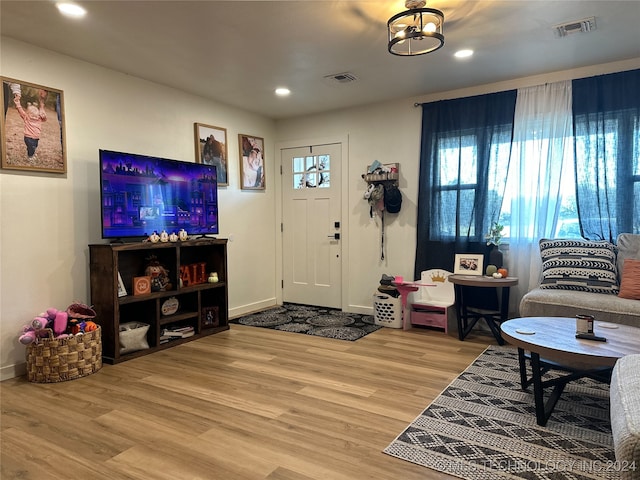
[366,184,384,217]
[384,183,402,214]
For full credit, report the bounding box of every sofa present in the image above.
[520,234,640,475]
[610,354,640,479]
[519,233,640,328]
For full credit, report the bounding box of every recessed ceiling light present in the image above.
[275,87,291,97]
[56,2,87,18]
[454,49,474,59]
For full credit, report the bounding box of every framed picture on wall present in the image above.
[454,253,484,276]
[238,134,265,190]
[194,122,228,186]
[1,77,67,173]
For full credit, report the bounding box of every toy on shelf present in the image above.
[145,255,172,291]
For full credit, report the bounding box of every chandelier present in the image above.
[388,0,444,56]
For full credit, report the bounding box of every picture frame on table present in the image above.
[194,122,228,185]
[1,77,67,174]
[454,253,484,276]
[238,134,265,190]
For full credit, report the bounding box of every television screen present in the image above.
[99,149,218,240]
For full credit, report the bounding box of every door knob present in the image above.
[327,233,341,240]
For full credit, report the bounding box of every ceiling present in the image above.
[1,1,639,120]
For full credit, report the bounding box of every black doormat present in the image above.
[230,303,382,341]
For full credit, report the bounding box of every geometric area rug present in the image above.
[384,345,623,480]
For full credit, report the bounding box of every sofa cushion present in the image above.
[519,287,640,327]
[617,233,640,283]
[539,238,619,295]
[619,259,640,300]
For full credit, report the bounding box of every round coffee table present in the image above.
[501,316,640,426]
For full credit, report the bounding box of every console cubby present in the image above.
[89,238,228,363]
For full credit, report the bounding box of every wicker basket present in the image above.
[26,327,102,383]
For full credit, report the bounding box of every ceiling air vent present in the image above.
[324,72,358,84]
[554,17,596,37]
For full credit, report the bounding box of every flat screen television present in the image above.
[99,149,218,241]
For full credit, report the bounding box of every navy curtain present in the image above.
[572,69,640,242]
[414,90,517,279]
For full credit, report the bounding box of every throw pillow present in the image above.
[619,259,640,300]
[539,238,619,294]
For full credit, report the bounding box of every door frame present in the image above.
[275,134,350,310]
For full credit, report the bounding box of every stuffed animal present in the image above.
[145,256,172,291]
[66,302,97,334]
[48,308,69,336]
[84,321,98,332]
[17,306,71,345]
[18,315,51,345]
[18,303,96,345]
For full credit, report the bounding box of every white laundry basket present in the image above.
[373,292,403,328]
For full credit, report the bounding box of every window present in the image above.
[293,154,331,189]
[416,90,517,248]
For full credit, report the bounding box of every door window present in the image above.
[293,155,331,189]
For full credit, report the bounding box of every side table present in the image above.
[447,274,518,345]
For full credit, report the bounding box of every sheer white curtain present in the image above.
[503,81,574,311]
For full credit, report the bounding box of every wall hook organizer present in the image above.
[362,161,399,184]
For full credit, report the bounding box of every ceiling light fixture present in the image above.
[275,87,290,97]
[388,0,444,56]
[56,2,87,18]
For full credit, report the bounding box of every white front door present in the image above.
[281,144,342,308]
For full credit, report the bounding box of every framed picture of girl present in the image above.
[194,122,228,186]
[238,134,265,190]
[1,77,67,174]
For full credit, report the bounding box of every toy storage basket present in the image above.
[26,327,102,383]
[373,292,403,328]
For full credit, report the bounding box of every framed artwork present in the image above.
[454,253,484,276]
[194,122,228,186]
[201,305,219,328]
[238,134,265,190]
[1,77,67,173]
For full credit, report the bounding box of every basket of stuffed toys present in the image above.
[20,302,102,383]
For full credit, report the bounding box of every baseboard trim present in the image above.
[229,298,278,319]
[1,362,26,382]
[346,304,374,315]
[230,301,374,318]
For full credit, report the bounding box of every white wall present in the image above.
[275,101,423,313]
[0,38,277,379]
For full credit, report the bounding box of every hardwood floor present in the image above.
[1,324,492,479]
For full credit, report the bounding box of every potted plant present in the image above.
[485,222,504,268]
